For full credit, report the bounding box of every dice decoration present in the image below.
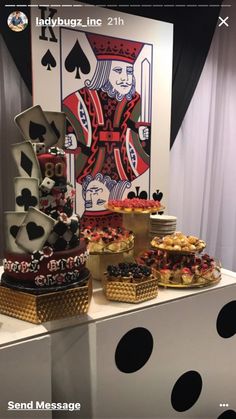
[40,177,55,193]
[32,142,46,155]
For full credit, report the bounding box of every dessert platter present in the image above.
[0,105,91,323]
[106,198,164,214]
[138,233,221,288]
[82,226,134,281]
[103,262,158,303]
[82,226,134,254]
[151,232,206,253]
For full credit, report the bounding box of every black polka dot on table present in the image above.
[216,301,236,338]
[171,370,202,412]
[115,327,153,373]
[217,410,236,418]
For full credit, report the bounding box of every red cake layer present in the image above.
[37,153,67,186]
[3,239,89,286]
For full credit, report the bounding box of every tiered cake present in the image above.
[2,106,89,296]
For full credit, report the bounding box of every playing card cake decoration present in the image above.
[14,177,39,211]
[2,106,89,292]
[11,141,42,180]
[14,104,58,147]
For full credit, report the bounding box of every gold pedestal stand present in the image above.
[87,246,134,281]
[122,212,151,257]
[0,277,92,324]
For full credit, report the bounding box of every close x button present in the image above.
[218,16,229,27]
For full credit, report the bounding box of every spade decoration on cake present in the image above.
[29,120,47,142]
[50,120,60,139]
[65,40,91,79]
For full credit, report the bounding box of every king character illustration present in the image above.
[63,33,152,219]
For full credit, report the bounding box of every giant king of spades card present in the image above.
[31,0,173,225]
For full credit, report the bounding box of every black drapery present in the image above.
[0,0,222,147]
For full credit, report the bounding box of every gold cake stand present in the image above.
[0,276,92,324]
[102,275,158,303]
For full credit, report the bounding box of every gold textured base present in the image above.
[0,278,92,324]
[103,277,158,303]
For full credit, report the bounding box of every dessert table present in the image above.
[0,267,236,418]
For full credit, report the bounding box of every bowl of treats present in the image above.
[150,232,206,254]
[103,262,158,303]
[137,246,221,289]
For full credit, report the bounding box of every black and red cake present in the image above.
[2,107,89,292]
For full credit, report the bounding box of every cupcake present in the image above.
[159,268,171,284]
[181,267,193,285]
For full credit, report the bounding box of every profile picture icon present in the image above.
[7,11,28,32]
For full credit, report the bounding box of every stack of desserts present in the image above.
[149,214,177,240]
[137,232,221,287]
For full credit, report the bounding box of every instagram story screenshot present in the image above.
[0,0,235,418]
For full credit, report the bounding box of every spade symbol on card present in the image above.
[50,120,60,139]
[26,222,44,240]
[16,188,38,211]
[41,49,56,71]
[29,120,46,142]
[65,40,90,79]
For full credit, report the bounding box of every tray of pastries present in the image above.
[137,249,221,288]
[151,232,206,254]
[106,198,164,214]
[81,226,134,254]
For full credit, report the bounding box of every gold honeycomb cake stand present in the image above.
[102,275,158,303]
[0,275,92,324]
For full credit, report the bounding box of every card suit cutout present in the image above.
[26,222,44,240]
[10,225,20,239]
[152,189,163,201]
[127,186,148,200]
[41,49,56,71]
[29,120,46,142]
[16,188,38,211]
[65,40,90,79]
[20,151,33,177]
